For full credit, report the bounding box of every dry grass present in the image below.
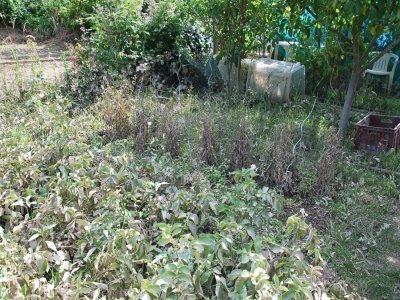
[229,118,250,170]
[132,106,154,153]
[199,116,218,165]
[261,124,296,194]
[100,88,133,140]
[156,107,182,158]
[315,129,341,195]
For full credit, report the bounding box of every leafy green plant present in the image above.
[0,0,27,27]
[65,0,211,104]
[292,37,349,97]
[0,0,103,35]
[1,83,363,299]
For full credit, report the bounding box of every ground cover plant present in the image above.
[1,61,399,298]
[0,79,359,299]
[1,0,400,298]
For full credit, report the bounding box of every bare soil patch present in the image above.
[1,27,76,61]
[282,202,331,232]
[0,27,74,95]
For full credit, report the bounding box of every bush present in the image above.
[65,0,211,105]
[144,3,182,57]
[0,0,27,27]
[0,0,103,35]
[60,0,102,29]
[292,36,349,97]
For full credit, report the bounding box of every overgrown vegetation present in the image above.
[0,0,101,35]
[1,0,400,298]
[0,78,360,298]
[64,0,210,104]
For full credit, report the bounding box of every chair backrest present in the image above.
[372,53,399,72]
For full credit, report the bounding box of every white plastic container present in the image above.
[246,58,305,102]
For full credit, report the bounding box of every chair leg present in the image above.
[388,74,394,93]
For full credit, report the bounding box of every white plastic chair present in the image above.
[364,53,399,92]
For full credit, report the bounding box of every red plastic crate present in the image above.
[354,113,400,152]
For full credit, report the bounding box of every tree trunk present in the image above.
[236,0,247,96]
[227,58,233,98]
[315,27,321,48]
[237,53,242,95]
[212,22,218,54]
[338,43,361,136]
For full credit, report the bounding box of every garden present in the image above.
[0,0,399,299]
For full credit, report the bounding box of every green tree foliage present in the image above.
[0,0,103,34]
[184,0,288,96]
[289,0,400,134]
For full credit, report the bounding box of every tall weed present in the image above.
[99,88,133,140]
[261,124,296,194]
[229,118,250,170]
[198,115,219,165]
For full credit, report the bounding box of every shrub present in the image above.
[292,36,349,97]
[65,0,211,104]
[60,0,103,29]
[144,3,182,57]
[0,0,27,27]
[63,1,143,103]
[0,0,103,35]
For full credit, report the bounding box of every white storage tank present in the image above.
[246,58,305,102]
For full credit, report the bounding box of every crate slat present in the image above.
[354,113,400,152]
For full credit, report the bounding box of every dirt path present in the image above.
[0,28,73,95]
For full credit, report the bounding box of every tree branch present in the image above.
[338,41,353,56]
[305,6,317,19]
[361,34,379,61]
[327,26,352,44]
[305,6,351,44]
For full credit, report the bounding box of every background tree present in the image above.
[185,0,286,96]
[304,0,400,134]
